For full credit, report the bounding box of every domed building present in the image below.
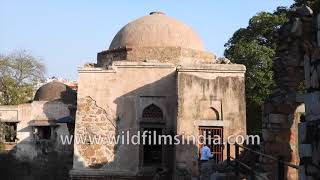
[0,81,76,159]
[71,12,246,179]
[34,81,77,104]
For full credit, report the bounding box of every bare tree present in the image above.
[0,50,45,105]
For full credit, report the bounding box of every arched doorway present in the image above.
[141,104,164,165]
[198,107,223,163]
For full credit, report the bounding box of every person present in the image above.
[200,144,213,180]
[200,144,213,161]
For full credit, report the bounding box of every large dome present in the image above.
[34,81,76,104]
[109,12,205,51]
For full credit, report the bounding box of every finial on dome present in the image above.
[149,11,165,15]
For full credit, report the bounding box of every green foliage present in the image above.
[224,8,289,134]
[0,76,34,105]
[0,50,45,105]
[0,122,6,151]
[0,122,17,151]
[2,123,17,142]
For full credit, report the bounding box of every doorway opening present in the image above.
[141,104,164,166]
[199,126,224,163]
[143,128,162,165]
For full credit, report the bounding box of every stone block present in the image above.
[298,144,312,158]
[299,165,306,180]
[295,5,313,16]
[288,114,294,124]
[260,156,274,164]
[304,54,311,89]
[277,104,293,114]
[295,93,304,103]
[264,142,291,158]
[311,49,320,63]
[298,122,307,144]
[311,68,319,88]
[317,14,320,48]
[275,130,290,143]
[291,18,302,36]
[262,129,275,142]
[304,92,320,121]
[306,165,319,176]
[263,103,274,113]
[318,30,320,48]
[298,166,315,180]
[268,113,288,124]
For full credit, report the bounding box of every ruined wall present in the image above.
[299,7,320,180]
[175,64,246,178]
[71,61,177,177]
[0,101,73,160]
[261,5,320,180]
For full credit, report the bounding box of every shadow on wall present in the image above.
[72,71,247,179]
[72,72,181,179]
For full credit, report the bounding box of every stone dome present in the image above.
[34,81,77,104]
[109,12,205,51]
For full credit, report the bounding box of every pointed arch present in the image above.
[202,107,219,120]
[142,104,163,119]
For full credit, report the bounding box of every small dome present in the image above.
[109,12,205,51]
[34,82,77,104]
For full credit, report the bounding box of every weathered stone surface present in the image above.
[268,113,288,124]
[317,14,320,48]
[277,104,293,114]
[75,96,116,168]
[216,57,232,64]
[294,5,313,16]
[275,130,291,143]
[298,122,307,144]
[261,5,320,180]
[263,103,275,113]
[311,49,320,63]
[262,129,275,142]
[264,142,291,158]
[299,166,306,180]
[298,144,312,158]
[304,54,311,88]
[304,92,320,120]
[310,68,319,88]
[295,93,304,103]
[291,18,302,36]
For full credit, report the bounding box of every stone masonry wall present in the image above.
[75,96,117,168]
[262,4,320,180]
[299,6,320,180]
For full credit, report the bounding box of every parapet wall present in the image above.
[97,46,215,67]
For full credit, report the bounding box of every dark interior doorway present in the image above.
[143,128,162,165]
[141,104,164,166]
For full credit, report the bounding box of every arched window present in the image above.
[202,107,219,120]
[142,104,163,119]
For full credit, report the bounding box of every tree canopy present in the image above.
[224,8,289,134]
[0,50,45,105]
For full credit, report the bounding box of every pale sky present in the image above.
[0,0,294,80]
